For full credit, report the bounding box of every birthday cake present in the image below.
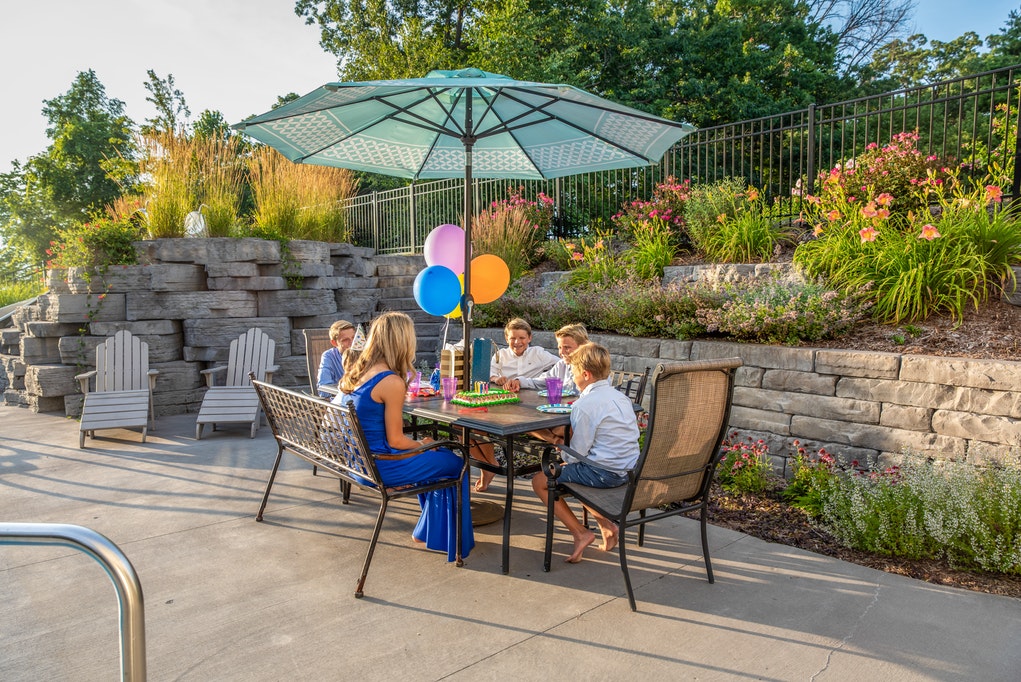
[450,388,520,407]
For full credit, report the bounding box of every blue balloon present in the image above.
[413,265,461,317]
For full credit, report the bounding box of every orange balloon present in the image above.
[470,254,510,305]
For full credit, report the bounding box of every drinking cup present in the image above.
[545,377,563,405]
[408,371,421,396]
[441,376,457,401]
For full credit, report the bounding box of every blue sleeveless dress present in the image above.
[336,370,474,561]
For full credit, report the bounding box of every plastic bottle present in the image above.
[430,366,442,392]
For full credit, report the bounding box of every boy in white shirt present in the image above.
[489,318,558,386]
[473,318,559,491]
[530,342,640,563]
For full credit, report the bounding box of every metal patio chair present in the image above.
[542,357,742,611]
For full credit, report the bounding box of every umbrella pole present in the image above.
[461,97,475,390]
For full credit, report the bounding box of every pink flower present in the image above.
[571,252,583,261]
[861,202,879,219]
[985,185,1003,203]
[918,224,941,241]
[875,193,894,207]
[859,226,878,243]
[826,209,840,221]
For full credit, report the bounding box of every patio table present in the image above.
[403,389,572,574]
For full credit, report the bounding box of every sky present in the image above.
[2,0,1020,174]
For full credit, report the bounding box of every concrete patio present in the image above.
[1,406,1018,681]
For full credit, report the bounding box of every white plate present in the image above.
[538,388,576,398]
[536,404,572,414]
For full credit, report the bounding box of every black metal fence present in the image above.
[345,64,1021,253]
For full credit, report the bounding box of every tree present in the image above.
[193,109,234,143]
[295,0,471,79]
[983,9,1021,70]
[652,0,845,126]
[34,71,135,219]
[806,0,916,75]
[141,70,191,136]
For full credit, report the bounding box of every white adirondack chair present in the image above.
[75,330,159,449]
[195,328,278,439]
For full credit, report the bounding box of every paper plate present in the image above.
[538,388,577,398]
[537,404,572,414]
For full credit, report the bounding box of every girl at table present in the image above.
[333,311,474,560]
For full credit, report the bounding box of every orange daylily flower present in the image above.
[918,224,941,241]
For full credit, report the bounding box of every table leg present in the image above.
[501,434,515,574]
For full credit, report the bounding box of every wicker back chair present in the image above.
[250,377,469,598]
[542,357,741,611]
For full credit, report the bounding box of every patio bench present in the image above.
[250,375,469,598]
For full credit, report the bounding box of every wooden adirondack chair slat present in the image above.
[76,330,158,448]
[196,327,277,439]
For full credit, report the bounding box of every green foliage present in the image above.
[471,189,553,280]
[140,70,191,136]
[46,217,142,272]
[716,434,777,495]
[625,219,677,281]
[33,70,137,223]
[816,458,1021,574]
[612,176,690,245]
[477,268,862,345]
[0,279,44,308]
[694,186,790,262]
[695,273,870,344]
[796,135,1017,323]
[685,177,750,237]
[782,442,838,518]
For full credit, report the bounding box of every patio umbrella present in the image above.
[233,68,696,383]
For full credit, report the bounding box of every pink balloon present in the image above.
[423,224,466,273]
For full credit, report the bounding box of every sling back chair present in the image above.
[76,330,159,448]
[195,328,278,439]
[542,357,742,611]
[251,377,470,598]
[302,327,334,397]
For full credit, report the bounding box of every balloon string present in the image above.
[442,316,451,378]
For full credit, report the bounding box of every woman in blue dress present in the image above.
[333,311,473,561]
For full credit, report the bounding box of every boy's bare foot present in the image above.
[473,470,495,492]
[566,529,596,563]
[598,523,619,552]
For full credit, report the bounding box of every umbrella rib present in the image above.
[477,91,658,163]
[290,89,467,165]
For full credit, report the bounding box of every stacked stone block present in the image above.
[1,238,377,418]
[478,327,1021,469]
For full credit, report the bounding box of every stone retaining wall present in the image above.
[474,327,1021,468]
[1,238,378,417]
[3,247,1019,470]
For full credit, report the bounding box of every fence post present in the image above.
[371,191,379,253]
[806,103,817,197]
[1012,97,1021,201]
[409,182,417,253]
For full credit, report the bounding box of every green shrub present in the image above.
[613,176,690,247]
[624,218,677,280]
[782,443,839,518]
[47,217,142,272]
[816,457,1021,574]
[685,177,749,237]
[695,273,870,343]
[0,279,44,307]
[687,181,789,262]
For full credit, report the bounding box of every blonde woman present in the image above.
[333,311,474,560]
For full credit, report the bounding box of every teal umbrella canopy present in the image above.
[234,68,696,382]
[234,68,695,180]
